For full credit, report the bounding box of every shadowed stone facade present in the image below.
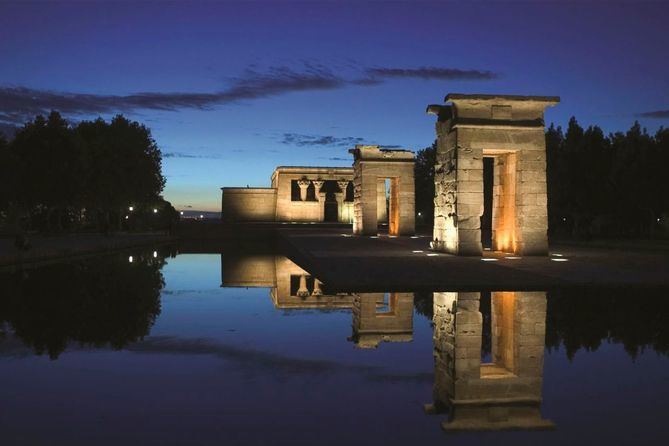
[427,94,559,255]
[426,291,553,431]
[349,145,416,236]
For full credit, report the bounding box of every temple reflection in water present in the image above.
[220,253,553,431]
[220,254,414,348]
[426,291,554,431]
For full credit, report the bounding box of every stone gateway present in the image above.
[428,93,559,256]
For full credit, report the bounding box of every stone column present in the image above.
[334,190,345,222]
[297,178,310,201]
[337,180,350,223]
[313,179,326,221]
[296,275,309,297]
[311,279,323,296]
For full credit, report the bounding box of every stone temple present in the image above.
[221,145,416,236]
[428,94,559,256]
[221,93,558,255]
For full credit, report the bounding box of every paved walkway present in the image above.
[277,228,669,291]
[0,233,175,268]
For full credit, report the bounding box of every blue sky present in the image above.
[1,1,668,211]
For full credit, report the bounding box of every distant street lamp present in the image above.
[153,208,158,213]
[200,214,204,219]
[129,206,134,211]
[180,211,184,215]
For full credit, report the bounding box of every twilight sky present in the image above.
[1,0,668,211]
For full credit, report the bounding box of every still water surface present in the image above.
[1,249,668,445]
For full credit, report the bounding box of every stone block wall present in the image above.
[221,187,277,222]
[428,94,558,256]
[350,145,415,236]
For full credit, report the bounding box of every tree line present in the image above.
[414,119,669,239]
[0,112,178,235]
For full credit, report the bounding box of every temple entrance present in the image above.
[324,197,338,222]
[350,145,415,236]
[321,180,337,222]
[481,157,494,249]
[428,93,559,255]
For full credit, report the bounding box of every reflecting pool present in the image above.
[1,249,669,445]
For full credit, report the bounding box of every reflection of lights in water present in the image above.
[412,250,423,253]
[128,256,133,263]
[505,256,521,260]
[410,236,420,239]
[388,235,397,238]
[483,247,492,251]
[481,258,499,262]
[551,258,569,262]
[341,234,352,237]
[551,253,563,257]
[153,251,157,258]
[427,253,439,256]
[370,236,379,239]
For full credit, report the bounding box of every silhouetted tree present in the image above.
[414,141,436,224]
[76,115,166,230]
[0,112,167,234]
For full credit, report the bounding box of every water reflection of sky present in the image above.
[1,252,668,445]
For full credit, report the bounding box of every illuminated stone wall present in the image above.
[350,145,415,236]
[428,94,559,255]
[272,166,354,223]
[221,187,277,222]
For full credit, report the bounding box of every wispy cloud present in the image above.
[0,63,499,125]
[365,66,498,81]
[281,133,365,147]
[163,151,221,159]
[637,110,669,118]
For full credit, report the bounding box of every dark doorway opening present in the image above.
[481,157,494,249]
[323,180,339,222]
